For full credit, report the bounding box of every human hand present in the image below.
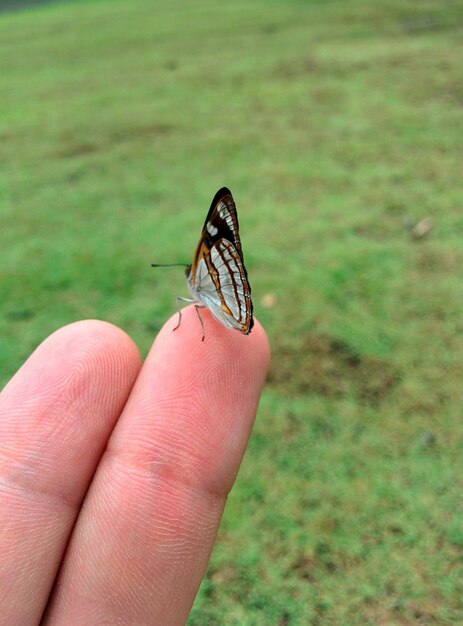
[0,306,270,625]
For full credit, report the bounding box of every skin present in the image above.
[0,306,270,625]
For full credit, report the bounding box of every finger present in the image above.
[0,321,141,625]
[45,306,270,626]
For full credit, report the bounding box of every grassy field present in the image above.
[1,0,463,623]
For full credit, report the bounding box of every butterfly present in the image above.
[153,187,254,340]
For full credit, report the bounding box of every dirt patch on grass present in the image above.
[53,123,175,158]
[268,333,399,405]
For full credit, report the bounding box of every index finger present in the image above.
[45,306,270,625]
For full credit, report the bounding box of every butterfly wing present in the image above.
[192,187,243,263]
[187,188,254,334]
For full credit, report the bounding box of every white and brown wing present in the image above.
[187,187,253,334]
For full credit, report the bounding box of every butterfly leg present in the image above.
[173,297,196,332]
[194,304,206,341]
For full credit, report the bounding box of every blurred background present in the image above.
[1,0,463,623]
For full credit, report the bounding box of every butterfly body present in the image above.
[185,187,254,335]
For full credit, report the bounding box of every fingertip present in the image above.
[43,319,142,372]
[2,320,142,402]
[48,319,141,360]
[244,316,271,376]
[156,305,270,383]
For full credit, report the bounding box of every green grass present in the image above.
[1,0,463,623]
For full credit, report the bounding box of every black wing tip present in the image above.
[246,318,255,334]
[248,305,255,333]
[212,186,233,203]
[204,186,237,231]
[242,317,254,335]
